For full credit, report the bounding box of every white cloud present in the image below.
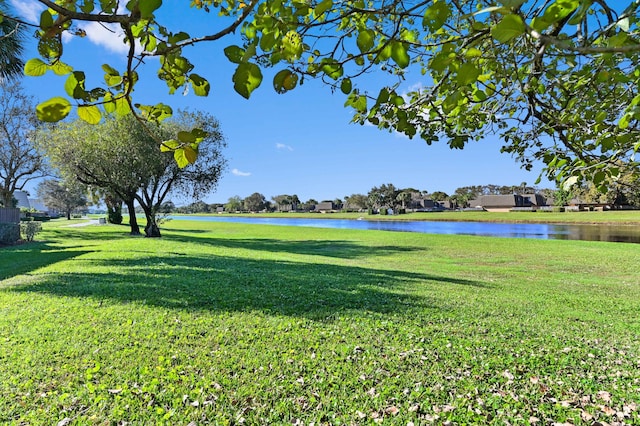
[9,0,43,24]
[232,168,251,177]
[276,143,293,151]
[80,21,129,54]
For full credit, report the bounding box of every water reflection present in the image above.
[168,216,640,244]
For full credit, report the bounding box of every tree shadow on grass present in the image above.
[163,232,425,260]
[11,252,487,320]
[44,227,139,242]
[0,242,91,281]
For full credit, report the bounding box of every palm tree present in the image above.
[0,1,26,80]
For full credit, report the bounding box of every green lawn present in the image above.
[1,219,639,425]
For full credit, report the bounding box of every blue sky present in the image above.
[13,0,553,205]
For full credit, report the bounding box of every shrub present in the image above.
[20,221,42,242]
[0,223,20,244]
[379,208,388,216]
[108,206,123,224]
[367,209,375,215]
[552,206,566,213]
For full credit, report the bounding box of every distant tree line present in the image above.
[165,178,640,214]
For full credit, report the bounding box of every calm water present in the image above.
[168,215,640,243]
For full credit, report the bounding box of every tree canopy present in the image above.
[39,110,227,237]
[36,178,87,220]
[0,82,48,208]
[0,0,26,80]
[5,0,640,189]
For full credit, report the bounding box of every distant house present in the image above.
[567,198,611,211]
[13,190,30,209]
[469,194,548,212]
[315,201,339,212]
[276,203,298,212]
[522,194,546,208]
[408,193,445,211]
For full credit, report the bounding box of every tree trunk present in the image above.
[144,213,161,238]
[1,190,13,208]
[124,198,141,235]
[66,209,71,220]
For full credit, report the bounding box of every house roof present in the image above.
[476,195,518,207]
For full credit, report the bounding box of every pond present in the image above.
[167,215,640,243]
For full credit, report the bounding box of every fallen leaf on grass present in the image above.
[597,391,612,402]
[599,405,616,416]
[384,406,399,415]
[581,410,594,421]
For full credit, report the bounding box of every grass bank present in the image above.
[1,219,639,424]
[199,210,640,225]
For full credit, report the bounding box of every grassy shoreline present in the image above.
[1,219,639,424]
[179,210,640,225]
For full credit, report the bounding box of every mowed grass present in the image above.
[1,219,639,425]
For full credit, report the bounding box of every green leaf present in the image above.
[232,62,263,99]
[607,33,628,48]
[260,31,277,52]
[464,48,483,58]
[314,0,332,17]
[491,14,525,43]
[115,96,131,115]
[38,37,62,61]
[357,30,375,53]
[340,78,352,95]
[282,31,303,62]
[174,148,190,168]
[24,58,48,76]
[345,93,367,113]
[224,45,245,64]
[619,113,631,129]
[321,61,343,80]
[65,71,87,99]
[50,61,73,76]
[102,64,119,76]
[189,74,210,96]
[422,1,451,31]
[139,0,162,18]
[36,97,72,122]
[100,0,117,13]
[168,32,190,44]
[498,0,526,6]
[457,62,480,85]
[177,131,196,143]
[40,10,54,29]
[594,111,607,123]
[183,145,197,164]
[103,92,116,114]
[136,102,173,122]
[273,69,298,94]
[390,41,410,68]
[80,0,95,13]
[160,139,179,152]
[78,105,102,124]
